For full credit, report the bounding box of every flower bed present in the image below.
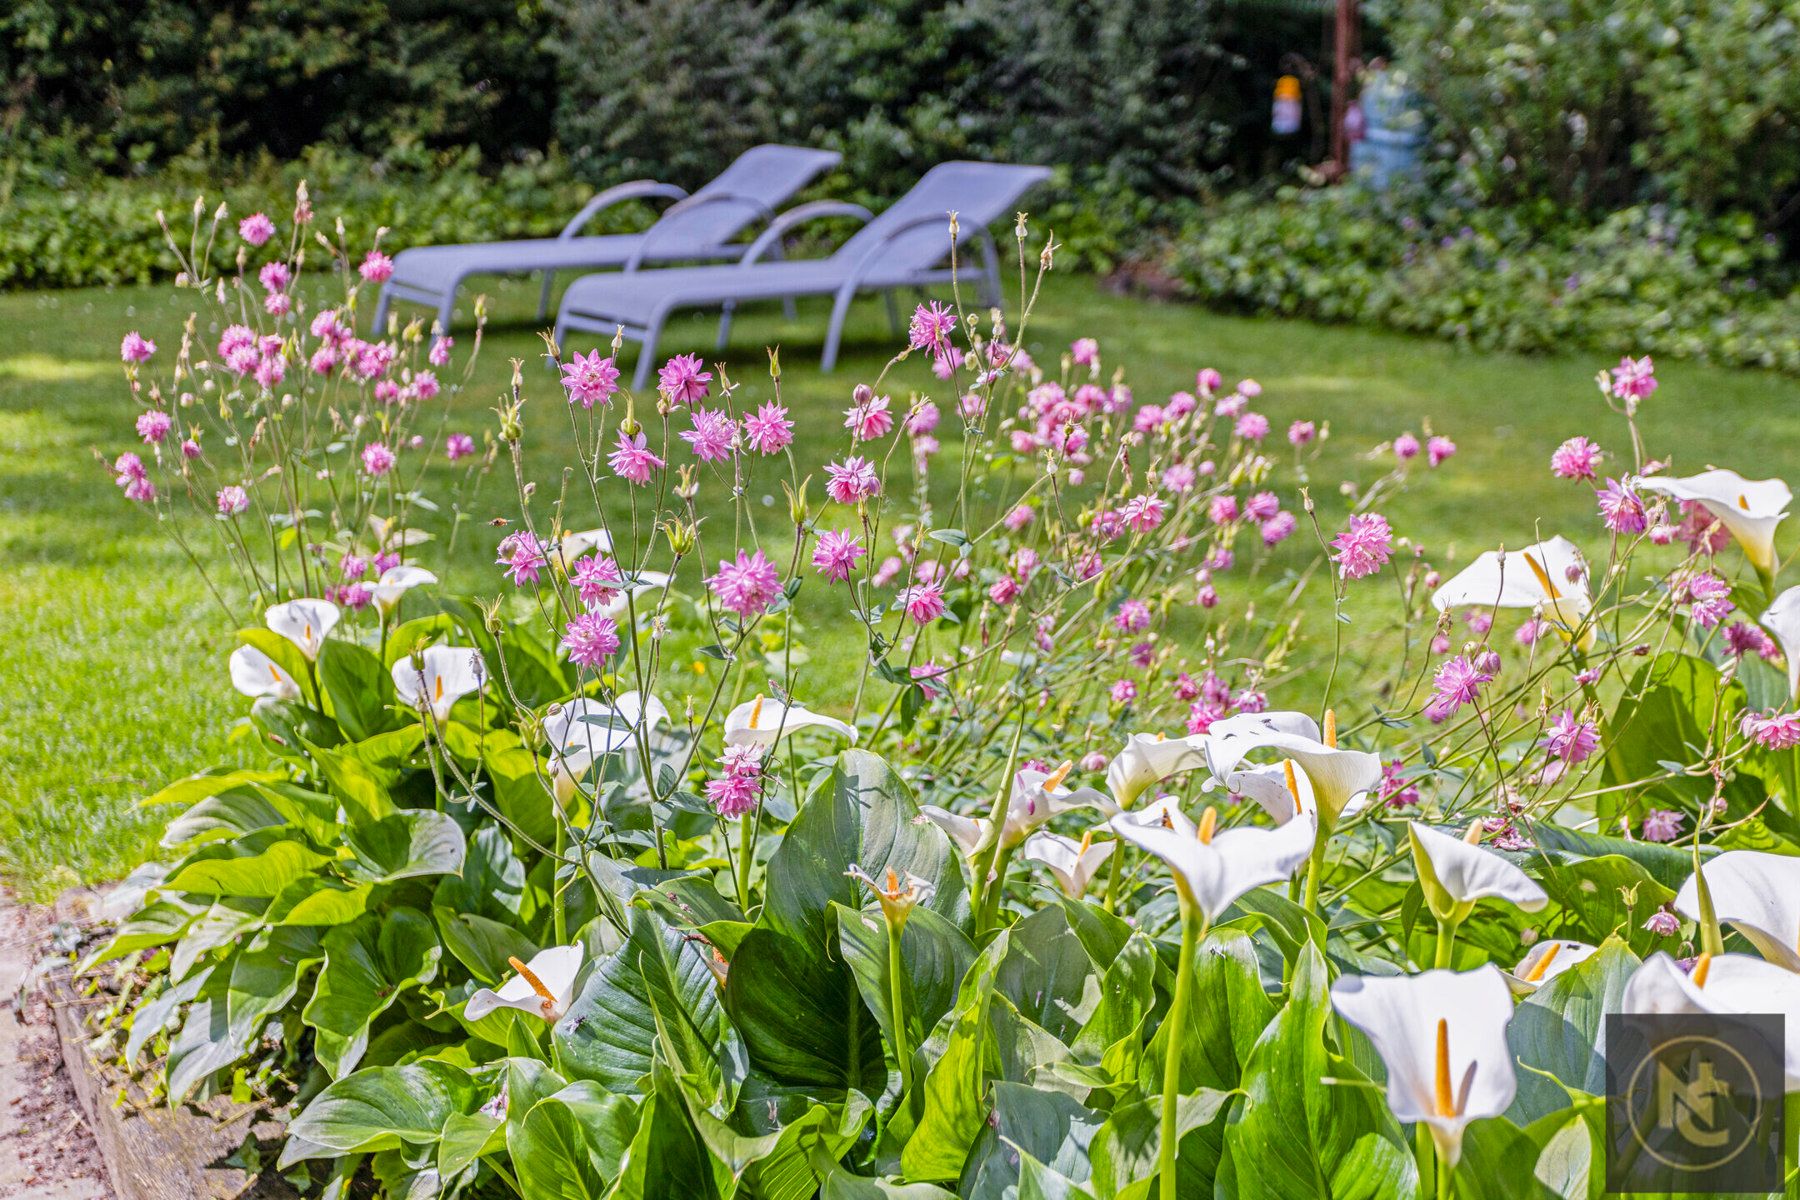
[74,186,1800,1197]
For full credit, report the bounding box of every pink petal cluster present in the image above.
[844,392,894,443]
[1542,710,1599,763]
[359,251,394,283]
[895,581,946,625]
[120,331,157,363]
[1741,710,1800,750]
[496,531,546,586]
[825,457,880,505]
[361,441,396,477]
[1331,513,1394,580]
[560,350,620,408]
[1678,571,1734,628]
[608,430,664,485]
[1425,653,1493,722]
[708,550,781,619]
[811,530,867,582]
[1550,436,1603,480]
[681,408,738,462]
[446,432,476,461]
[136,410,173,444]
[562,612,622,668]
[1596,478,1647,534]
[657,354,711,405]
[1640,809,1685,843]
[1610,355,1657,400]
[238,213,276,246]
[570,555,622,607]
[706,745,765,817]
[743,402,794,455]
[216,485,250,515]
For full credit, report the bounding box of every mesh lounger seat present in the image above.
[371,144,840,332]
[552,161,1052,388]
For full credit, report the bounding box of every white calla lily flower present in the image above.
[266,598,340,660]
[1105,732,1210,813]
[1675,850,1800,973]
[1205,710,1380,825]
[368,514,432,550]
[367,565,436,616]
[392,645,485,723]
[1228,758,1337,825]
[920,805,991,860]
[1108,803,1316,923]
[543,691,669,806]
[1330,965,1520,1168]
[465,946,584,1022]
[1637,468,1791,574]
[1000,763,1107,848]
[1429,536,1593,643]
[1020,831,1116,899]
[1201,710,1322,779]
[229,645,300,701]
[724,694,856,748]
[552,527,613,564]
[1109,794,1199,838]
[1409,821,1548,919]
[1761,587,1800,702]
[1622,952,1800,1090]
[1502,939,1599,995]
[846,864,936,930]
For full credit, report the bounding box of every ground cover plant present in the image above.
[55,186,1800,1198]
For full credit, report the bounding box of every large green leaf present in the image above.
[342,809,467,884]
[723,750,966,1092]
[899,931,1009,1182]
[996,906,1103,1045]
[1147,927,1275,1093]
[609,1067,724,1199]
[138,767,288,809]
[835,903,976,1086]
[961,1082,1103,1199]
[164,969,250,1103]
[283,1061,481,1163]
[303,908,443,1078]
[554,907,736,1098]
[1224,941,1418,1200]
[163,826,333,897]
[1507,939,1639,1122]
[1603,653,1762,823]
[433,824,526,921]
[80,896,205,970]
[436,906,537,984]
[225,924,324,1045]
[160,787,288,847]
[509,1080,639,1200]
[318,638,399,742]
[1087,1090,1235,1200]
[1532,856,1673,956]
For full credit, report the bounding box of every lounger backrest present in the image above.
[649,145,842,245]
[832,161,1053,276]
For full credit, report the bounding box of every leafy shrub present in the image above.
[67,190,1800,1197]
[1169,183,1800,372]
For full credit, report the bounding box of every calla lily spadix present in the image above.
[1762,586,1800,701]
[1502,939,1599,996]
[1230,758,1325,825]
[465,945,584,1022]
[367,565,436,616]
[392,645,486,723]
[1623,952,1800,1090]
[1429,536,1593,647]
[1330,965,1520,1168]
[1675,850,1800,973]
[266,598,340,660]
[1108,802,1317,924]
[1636,468,1791,575]
[1020,831,1116,899]
[1409,821,1549,923]
[1105,732,1210,813]
[1204,709,1381,826]
[723,694,856,748]
[229,645,300,701]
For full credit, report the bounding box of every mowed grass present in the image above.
[3,269,1797,902]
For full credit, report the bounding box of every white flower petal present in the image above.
[229,645,299,701]
[1623,952,1800,1090]
[1020,831,1116,898]
[1502,939,1599,995]
[723,696,856,748]
[921,805,991,859]
[1106,732,1210,811]
[392,645,486,722]
[368,565,437,614]
[1430,536,1591,617]
[266,598,340,660]
[1108,808,1316,923]
[464,944,584,1023]
[1202,710,1322,780]
[1675,850,1800,973]
[1761,587,1800,702]
[1410,822,1548,912]
[1637,469,1791,572]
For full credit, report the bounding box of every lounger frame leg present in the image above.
[537,271,556,320]
[632,308,672,391]
[976,231,1002,308]
[822,284,857,373]
[372,285,393,332]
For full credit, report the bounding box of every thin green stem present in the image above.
[1433,915,1459,970]
[977,845,1016,934]
[1158,906,1203,1200]
[1301,821,1331,916]
[887,921,914,1096]
[552,819,567,946]
[735,812,755,914]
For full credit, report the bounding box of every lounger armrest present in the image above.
[621,192,781,270]
[740,201,875,266]
[845,212,966,284]
[559,181,690,240]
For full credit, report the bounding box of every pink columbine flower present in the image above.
[1543,710,1599,763]
[1196,367,1222,394]
[238,213,276,246]
[562,612,622,668]
[1378,760,1421,809]
[1261,512,1298,546]
[560,350,620,408]
[682,408,738,462]
[1332,513,1394,580]
[120,331,157,363]
[1114,599,1152,633]
[1723,622,1777,660]
[1003,505,1035,532]
[496,531,546,587]
[1643,909,1681,937]
[1070,337,1099,366]
[570,555,622,608]
[136,410,173,444]
[1427,436,1456,467]
[1121,494,1167,533]
[1425,654,1492,722]
[1245,491,1280,521]
[1596,478,1647,534]
[263,292,292,317]
[812,530,867,582]
[361,442,396,477]
[258,261,292,292]
[1234,412,1270,441]
[1393,432,1421,461]
[1208,495,1240,525]
[113,452,146,486]
[608,430,664,485]
[844,392,895,442]
[708,549,782,619]
[1238,379,1261,397]
[872,556,903,587]
[446,433,476,462]
[341,553,369,581]
[1640,809,1684,843]
[906,399,941,437]
[429,336,453,367]
[657,354,711,405]
[909,302,956,355]
[706,746,765,817]
[216,485,250,515]
[1679,572,1734,628]
[742,402,794,454]
[1741,710,1800,750]
[1551,436,1603,480]
[895,581,946,625]
[1160,463,1195,493]
[1610,356,1657,401]
[825,456,881,505]
[1110,679,1138,705]
[411,371,440,401]
[989,576,1020,605]
[359,251,394,283]
[1288,420,1316,446]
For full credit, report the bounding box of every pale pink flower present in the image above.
[1596,478,1647,534]
[1550,436,1604,480]
[136,410,173,444]
[1261,512,1297,546]
[1643,909,1680,937]
[1543,711,1599,763]
[1161,463,1196,493]
[258,261,292,292]
[446,433,476,462]
[1004,505,1035,531]
[1427,436,1456,467]
[989,576,1020,604]
[120,331,157,363]
[1679,571,1734,629]
[1393,432,1421,461]
[1234,412,1270,441]
[570,555,622,608]
[1196,367,1222,394]
[1741,710,1800,750]
[361,441,396,477]
[1121,493,1166,533]
[264,292,292,317]
[812,530,867,582]
[1287,420,1316,446]
[562,613,622,668]
[1425,654,1492,722]
[1332,513,1394,580]
[1110,679,1138,705]
[429,336,453,367]
[496,531,546,586]
[706,747,764,817]
[1245,491,1280,521]
[608,430,664,485]
[825,457,880,505]
[657,354,711,406]
[844,393,895,442]
[895,581,946,625]
[906,399,941,437]
[872,556,903,587]
[1208,495,1239,525]
[1610,356,1657,400]
[681,408,738,462]
[1114,599,1152,633]
[1070,337,1099,366]
[909,302,956,355]
[359,251,394,283]
[1515,617,1547,646]
[708,549,781,619]
[238,213,275,246]
[216,485,250,516]
[743,402,794,454]
[1378,760,1421,809]
[560,350,620,408]
[1640,809,1684,843]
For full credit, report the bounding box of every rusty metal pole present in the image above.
[1329,0,1357,178]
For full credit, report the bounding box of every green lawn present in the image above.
[3,271,1797,903]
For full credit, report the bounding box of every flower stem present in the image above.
[1301,816,1333,916]
[1158,906,1203,1200]
[734,812,755,914]
[977,845,1016,934]
[552,819,567,946]
[887,921,914,1096]
[1433,915,1458,969]
[1436,1142,1455,1200]
[1102,840,1125,913]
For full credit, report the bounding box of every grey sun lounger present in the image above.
[370,144,840,332]
[552,160,1052,388]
